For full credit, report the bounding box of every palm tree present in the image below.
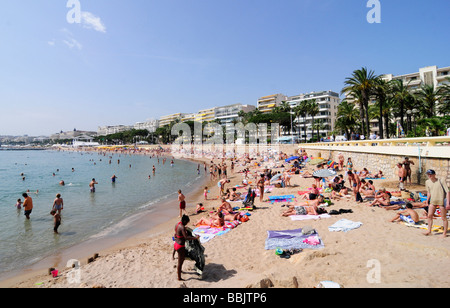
[437,77,450,116]
[335,100,359,139]
[415,84,441,118]
[390,79,414,131]
[372,78,391,139]
[342,67,381,137]
[293,102,309,143]
[307,99,319,142]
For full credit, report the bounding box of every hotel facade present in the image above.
[287,90,340,141]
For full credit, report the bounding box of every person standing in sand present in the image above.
[338,153,345,171]
[257,174,265,202]
[347,171,362,202]
[178,190,186,218]
[173,215,199,281]
[402,157,415,186]
[424,169,449,238]
[397,163,406,191]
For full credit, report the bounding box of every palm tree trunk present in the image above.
[359,102,365,136]
[379,100,384,139]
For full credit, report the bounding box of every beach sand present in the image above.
[2,150,450,288]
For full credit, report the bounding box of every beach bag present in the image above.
[401,191,410,200]
[438,179,449,210]
[240,215,249,222]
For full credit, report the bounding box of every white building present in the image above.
[214,103,256,125]
[134,120,159,133]
[382,65,450,91]
[287,90,340,141]
[97,125,133,136]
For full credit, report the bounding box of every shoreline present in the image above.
[0,148,213,287]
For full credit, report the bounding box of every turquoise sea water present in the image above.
[0,150,202,275]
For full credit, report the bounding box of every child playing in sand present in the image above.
[204,187,208,200]
[389,203,419,224]
[196,203,205,214]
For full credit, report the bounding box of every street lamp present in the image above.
[412,109,418,137]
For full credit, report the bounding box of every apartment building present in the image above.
[382,65,450,90]
[371,65,450,134]
[194,107,217,123]
[134,119,159,133]
[214,103,256,125]
[158,113,187,127]
[257,94,288,113]
[287,90,340,141]
[97,125,132,136]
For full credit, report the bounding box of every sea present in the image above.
[0,149,204,278]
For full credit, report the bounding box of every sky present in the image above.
[0,0,449,136]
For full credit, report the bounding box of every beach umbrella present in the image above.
[313,169,337,178]
[309,158,326,165]
[270,173,283,182]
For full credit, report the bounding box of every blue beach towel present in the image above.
[268,195,295,203]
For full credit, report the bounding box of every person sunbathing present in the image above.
[359,168,370,178]
[281,196,326,216]
[299,184,320,200]
[217,198,233,214]
[299,170,314,178]
[368,189,391,207]
[368,170,384,178]
[196,212,225,227]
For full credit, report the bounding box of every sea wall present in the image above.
[297,145,450,187]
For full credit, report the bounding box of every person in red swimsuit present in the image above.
[173,215,199,281]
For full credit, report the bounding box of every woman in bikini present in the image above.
[173,215,199,281]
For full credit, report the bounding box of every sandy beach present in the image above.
[2,146,450,288]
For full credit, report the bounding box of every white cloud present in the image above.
[81,11,106,33]
[60,28,82,50]
[63,38,83,50]
[48,39,56,46]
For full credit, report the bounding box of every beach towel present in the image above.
[265,228,324,250]
[328,219,363,232]
[268,195,296,203]
[290,214,331,221]
[193,220,242,243]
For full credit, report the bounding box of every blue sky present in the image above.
[0,0,449,136]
